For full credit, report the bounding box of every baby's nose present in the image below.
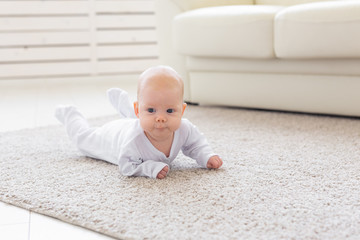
[156,115,167,123]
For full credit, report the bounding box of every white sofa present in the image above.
[154,0,360,117]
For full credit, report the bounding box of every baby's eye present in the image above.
[167,109,174,113]
[147,108,155,113]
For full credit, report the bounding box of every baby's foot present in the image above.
[107,88,136,118]
[54,105,77,125]
[107,88,125,106]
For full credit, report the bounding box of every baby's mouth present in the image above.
[155,124,166,129]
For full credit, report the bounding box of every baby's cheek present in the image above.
[170,117,182,131]
[140,117,153,130]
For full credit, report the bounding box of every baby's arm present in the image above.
[118,153,169,179]
[181,120,222,169]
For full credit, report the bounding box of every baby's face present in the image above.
[134,81,186,142]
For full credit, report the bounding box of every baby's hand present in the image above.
[207,156,223,169]
[157,165,169,179]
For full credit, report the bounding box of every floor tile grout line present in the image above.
[28,211,32,240]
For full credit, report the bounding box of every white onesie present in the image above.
[55,88,216,178]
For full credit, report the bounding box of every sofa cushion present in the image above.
[173,5,284,59]
[275,1,360,59]
[171,0,254,11]
[255,0,337,6]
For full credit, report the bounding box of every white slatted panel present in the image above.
[98,45,157,59]
[0,1,89,14]
[0,0,158,80]
[96,15,155,28]
[97,29,156,43]
[95,1,154,12]
[0,17,89,31]
[0,32,92,46]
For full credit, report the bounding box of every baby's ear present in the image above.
[182,103,187,116]
[134,101,140,118]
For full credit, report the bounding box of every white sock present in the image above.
[54,105,77,125]
[106,88,136,118]
[54,105,90,143]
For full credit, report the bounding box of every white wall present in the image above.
[0,0,159,81]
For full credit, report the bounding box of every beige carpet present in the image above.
[1,106,360,239]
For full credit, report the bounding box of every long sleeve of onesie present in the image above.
[118,145,168,178]
[180,119,217,168]
[120,160,168,179]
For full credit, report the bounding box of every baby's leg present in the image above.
[107,88,136,118]
[55,105,90,143]
[55,105,106,160]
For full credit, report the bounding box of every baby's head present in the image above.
[137,65,184,102]
[134,66,187,141]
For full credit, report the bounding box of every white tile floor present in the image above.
[0,76,139,240]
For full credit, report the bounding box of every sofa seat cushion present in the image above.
[256,0,338,6]
[275,1,360,59]
[187,57,360,76]
[171,0,254,11]
[173,5,284,59]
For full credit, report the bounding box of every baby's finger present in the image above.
[157,172,165,179]
[157,166,169,179]
[217,158,223,167]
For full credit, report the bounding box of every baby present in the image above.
[55,65,222,179]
